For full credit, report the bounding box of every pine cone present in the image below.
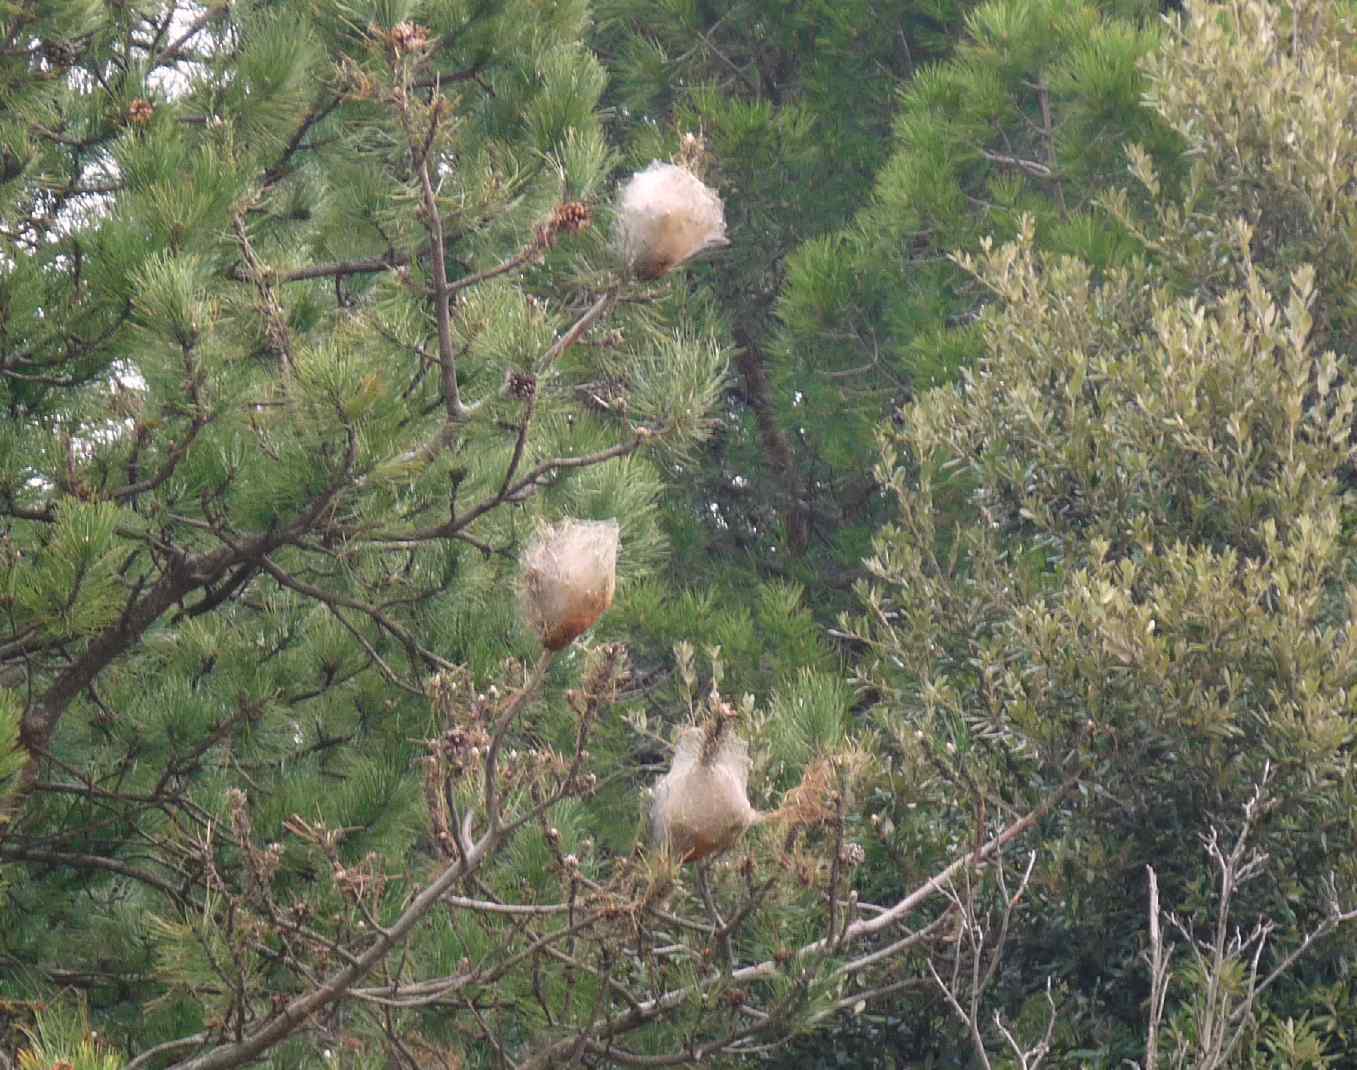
[127,99,155,126]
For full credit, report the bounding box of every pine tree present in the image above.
[0,2,1061,1068]
[591,0,955,579]
[774,0,1180,582]
[0,0,726,1058]
[9,0,1357,1066]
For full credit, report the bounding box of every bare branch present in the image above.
[411,121,475,423]
[1144,866,1174,1070]
[166,829,503,1070]
[537,291,617,372]
[979,149,1052,178]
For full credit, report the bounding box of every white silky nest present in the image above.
[650,726,758,863]
[518,519,620,651]
[615,161,729,279]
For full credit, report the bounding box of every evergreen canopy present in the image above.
[5,0,1357,1067]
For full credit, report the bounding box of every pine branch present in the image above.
[150,5,223,69]
[408,108,475,423]
[164,815,519,1070]
[276,252,412,284]
[0,844,183,901]
[4,473,357,834]
[516,782,1074,1069]
[255,554,457,675]
[375,432,651,544]
[260,96,344,189]
[979,148,1052,178]
[483,651,555,832]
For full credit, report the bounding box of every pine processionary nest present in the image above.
[518,519,620,651]
[615,161,728,280]
[650,725,758,863]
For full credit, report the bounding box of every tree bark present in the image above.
[732,336,809,555]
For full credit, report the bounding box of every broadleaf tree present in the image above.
[849,0,1357,1062]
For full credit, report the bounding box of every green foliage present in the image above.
[17,1003,124,1070]
[593,0,956,587]
[1117,0,1357,346]
[7,0,1357,1067]
[11,502,128,640]
[772,0,1178,579]
[0,691,22,841]
[765,667,854,771]
[848,0,1357,1058]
